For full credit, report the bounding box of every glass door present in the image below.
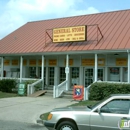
[71,67,79,87]
[84,68,93,87]
[49,67,54,86]
[59,67,66,83]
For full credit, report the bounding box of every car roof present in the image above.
[110,94,130,97]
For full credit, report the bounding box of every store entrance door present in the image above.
[84,68,93,88]
[84,68,104,87]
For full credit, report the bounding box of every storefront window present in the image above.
[71,67,79,86]
[49,67,54,85]
[38,67,46,84]
[123,67,128,82]
[84,68,93,87]
[29,67,36,78]
[60,67,66,83]
[109,67,120,82]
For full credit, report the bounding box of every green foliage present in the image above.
[89,82,130,100]
[0,79,17,93]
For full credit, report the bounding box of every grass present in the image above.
[40,100,99,120]
[0,91,18,98]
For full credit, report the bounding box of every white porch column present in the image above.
[66,54,69,91]
[1,57,4,80]
[94,54,98,82]
[20,56,23,83]
[128,52,130,83]
[41,55,44,90]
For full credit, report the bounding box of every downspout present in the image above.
[41,55,44,90]
[20,56,23,83]
[127,50,130,83]
[94,54,98,81]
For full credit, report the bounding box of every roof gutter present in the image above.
[0,49,128,57]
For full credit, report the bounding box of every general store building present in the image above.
[0,9,130,98]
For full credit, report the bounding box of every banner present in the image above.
[73,85,84,101]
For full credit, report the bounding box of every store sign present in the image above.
[38,60,46,65]
[49,59,57,66]
[98,59,105,66]
[82,59,105,66]
[12,60,19,65]
[4,60,10,66]
[65,59,73,66]
[29,60,36,65]
[23,60,27,66]
[116,58,127,66]
[82,59,94,66]
[53,26,87,43]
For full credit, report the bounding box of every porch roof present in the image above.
[0,9,129,55]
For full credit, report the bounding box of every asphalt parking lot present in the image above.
[0,96,76,124]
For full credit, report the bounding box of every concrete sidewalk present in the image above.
[0,96,77,124]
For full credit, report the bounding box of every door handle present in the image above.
[122,117,128,120]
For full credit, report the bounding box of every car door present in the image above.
[90,99,130,130]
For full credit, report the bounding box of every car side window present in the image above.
[100,99,130,114]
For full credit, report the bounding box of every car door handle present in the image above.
[122,117,128,119]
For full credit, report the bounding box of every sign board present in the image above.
[23,60,27,66]
[65,67,69,74]
[12,60,19,65]
[65,59,73,66]
[73,85,84,101]
[4,60,10,66]
[53,26,87,43]
[18,83,25,96]
[116,58,127,66]
[38,60,46,66]
[82,59,105,66]
[29,60,36,65]
[49,59,57,66]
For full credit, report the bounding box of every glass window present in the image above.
[71,67,79,86]
[84,68,93,87]
[109,67,120,81]
[60,67,66,83]
[38,67,46,84]
[29,67,36,78]
[49,67,54,85]
[123,67,128,82]
[101,99,130,114]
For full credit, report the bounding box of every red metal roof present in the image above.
[0,9,129,55]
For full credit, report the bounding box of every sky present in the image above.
[0,0,129,40]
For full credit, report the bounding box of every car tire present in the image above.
[57,121,78,130]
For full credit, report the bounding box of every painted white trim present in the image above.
[41,55,44,90]
[94,54,98,81]
[20,56,23,83]
[128,52,130,83]
[1,57,4,79]
[66,54,69,91]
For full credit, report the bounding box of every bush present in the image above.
[89,82,130,100]
[0,79,17,93]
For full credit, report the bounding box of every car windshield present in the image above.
[88,96,110,109]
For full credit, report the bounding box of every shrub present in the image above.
[0,79,17,93]
[89,82,130,100]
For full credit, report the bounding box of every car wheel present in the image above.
[57,121,78,130]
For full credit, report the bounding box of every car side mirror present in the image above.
[97,107,101,114]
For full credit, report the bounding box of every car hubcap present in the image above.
[61,125,73,130]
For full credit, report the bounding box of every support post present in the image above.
[66,54,69,91]
[41,55,44,90]
[128,52,130,83]
[1,57,4,80]
[20,56,23,83]
[94,54,98,82]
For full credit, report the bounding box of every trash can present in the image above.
[18,83,25,96]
